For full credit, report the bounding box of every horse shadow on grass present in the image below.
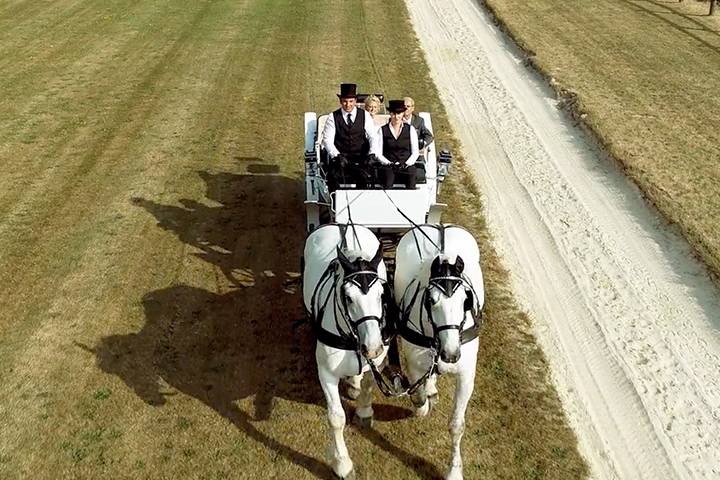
[91,167,438,479]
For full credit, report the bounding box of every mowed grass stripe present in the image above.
[0,1,586,479]
[0,1,254,350]
[0,0,268,472]
[483,0,720,279]
[0,1,317,477]
[0,0,68,28]
[0,1,244,263]
[0,0,217,213]
[0,1,129,93]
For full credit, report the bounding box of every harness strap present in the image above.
[367,349,438,398]
[399,322,434,348]
[352,315,382,329]
[382,192,441,255]
[315,325,358,351]
[399,322,480,349]
[338,223,348,250]
[439,224,446,253]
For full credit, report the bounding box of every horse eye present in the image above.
[345,294,353,304]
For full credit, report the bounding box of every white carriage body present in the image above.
[304,107,450,233]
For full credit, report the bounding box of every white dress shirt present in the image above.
[376,123,419,166]
[322,106,380,159]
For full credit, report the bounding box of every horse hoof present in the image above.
[415,401,430,417]
[353,413,373,429]
[445,467,463,480]
[333,468,356,479]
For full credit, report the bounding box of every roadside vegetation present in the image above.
[0,1,585,478]
[482,0,720,281]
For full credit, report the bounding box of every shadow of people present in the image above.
[91,169,430,478]
[92,170,339,476]
[130,169,303,288]
[92,282,334,477]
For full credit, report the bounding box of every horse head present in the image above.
[425,254,475,363]
[336,244,386,360]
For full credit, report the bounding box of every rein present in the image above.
[367,352,438,398]
[310,257,390,376]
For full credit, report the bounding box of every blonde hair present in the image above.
[364,94,381,111]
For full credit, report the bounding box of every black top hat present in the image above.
[387,99,407,113]
[337,83,358,99]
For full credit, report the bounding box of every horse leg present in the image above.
[319,369,354,479]
[446,368,475,480]
[352,370,375,428]
[405,356,430,417]
[343,375,362,400]
[426,373,439,408]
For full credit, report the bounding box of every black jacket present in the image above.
[408,113,434,149]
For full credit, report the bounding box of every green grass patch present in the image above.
[93,387,112,401]
[483,0,720,281]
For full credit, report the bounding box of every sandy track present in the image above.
[407,1,720,478]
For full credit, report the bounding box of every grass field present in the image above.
[0,1,586,478]
[482,0,720,281]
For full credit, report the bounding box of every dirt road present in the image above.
[408,1,720,478]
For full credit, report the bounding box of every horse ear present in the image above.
[336,247,353,271]
[430,256,442,277]
[454,255,465,274]
[369,244,383,271]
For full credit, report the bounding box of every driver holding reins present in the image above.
[322,83,381,191]
[374,99,419,189]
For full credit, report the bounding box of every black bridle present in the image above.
[377,268,480,398]
[423,275,473,340]
[311,258,390,376]
[336,269,387,338]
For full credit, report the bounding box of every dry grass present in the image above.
[0,1,585,478]
[481,0,720,281]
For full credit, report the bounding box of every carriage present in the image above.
[302,95,482,480]
[303,93,453,234]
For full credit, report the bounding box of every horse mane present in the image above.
[341,249,369,263]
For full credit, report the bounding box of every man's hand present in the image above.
[335,154,348,168]
[371,154,391,166]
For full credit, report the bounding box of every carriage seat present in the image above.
[314,112,426,188]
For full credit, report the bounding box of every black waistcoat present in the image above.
[382,123,411,163]
[333,108,367,157]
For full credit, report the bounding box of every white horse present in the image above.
[303,224,389,479]
[394,224,484,480]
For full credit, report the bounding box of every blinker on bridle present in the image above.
[336,259,385,338]
[428,276,463,298]
[344,270,380,294]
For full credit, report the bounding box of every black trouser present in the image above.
[328,161,373,191]
[376,163,417,189]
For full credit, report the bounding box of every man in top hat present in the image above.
[375,99,419,189]
[322,83,380,190]
[402,96,434,149]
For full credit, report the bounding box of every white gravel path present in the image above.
[406,1,720,478]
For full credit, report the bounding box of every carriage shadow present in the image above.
[93,169,432,478]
